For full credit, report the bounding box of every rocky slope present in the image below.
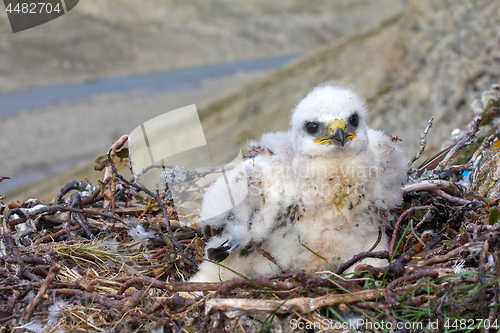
[0,0,401,93]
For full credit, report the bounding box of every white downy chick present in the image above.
[190,83,407,282]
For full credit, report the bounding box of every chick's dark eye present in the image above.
[349,113,359,127]
[305,121,319,134]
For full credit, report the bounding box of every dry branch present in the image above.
[434,189,471,205]
[205,289,383,316]
[117,277,223,294]
[402,179,465,196]
[408,117,433,167]
[23,264,61,322]
[434,117,481,173]
[334,250,390,275]
[103,134,129,209]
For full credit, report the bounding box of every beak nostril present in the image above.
[333,127,347,146]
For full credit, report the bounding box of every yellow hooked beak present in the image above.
[313,119,356,147]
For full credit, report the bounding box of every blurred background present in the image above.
[0,0,498,202]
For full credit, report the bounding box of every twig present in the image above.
[117,277,222,295]
[408,117,433,167]
[128,311,171,328]
[335,251,390,275]
[34,225,80,244]
[413,209,435,231]
[434,189,471,205]
[434,117,481,173]
[486,305,498,333]
[390,206,436,257]
[151,245,170,259]
[147,295,194,314]
[3,216,27,227]
[353,263,399,280]
[2,208,28,252]
[367,228,383,252]
[81,188,102,206]
[103,135,129,209]
[215,277,301,296]
[3,204,123,224]
[70,192,92,237]
[357,236,435,280]
[398,233,441,272]
[54,288,119,308]
[50,180,89,204]
[23,264,61,322]
[117,274,355,299]
[6,290,19,313]
[106,150,188,258]
[0,256,44,264]
[59,206,124,222]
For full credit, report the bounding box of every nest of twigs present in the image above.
[2,96,500,332]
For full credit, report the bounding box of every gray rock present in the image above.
[470,86,500,199]
[470,138,500,200]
